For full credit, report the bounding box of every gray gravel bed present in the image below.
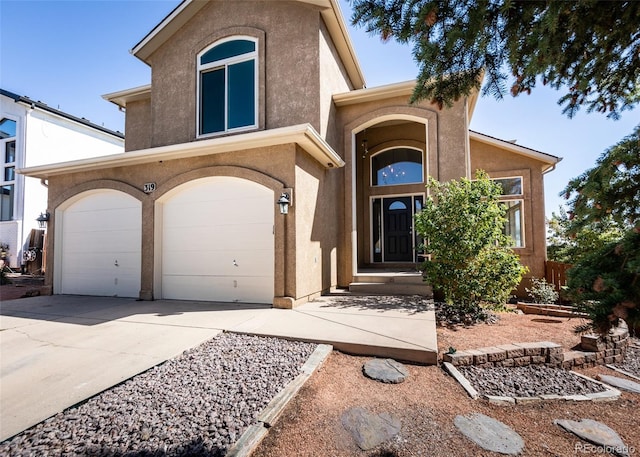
[0,333,317,456]
[458,365,607,398]
[614,338,640,377]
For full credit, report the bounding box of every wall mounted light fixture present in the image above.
[277,192,291,215]
[36,211,50,229]
[361,129,369,159]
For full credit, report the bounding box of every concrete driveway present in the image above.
[0,293,436,442]
[0,295,271,441]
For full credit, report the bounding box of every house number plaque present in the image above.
[143,182,156,193]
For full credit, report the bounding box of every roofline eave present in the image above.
[130,0,365,89]
[18,123,344,179]
[469,130,562,167]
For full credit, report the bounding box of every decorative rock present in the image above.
[341,407,401,450]
[554,418,629,457]
[363,358,409,384]
[597,374,640,394]
[0,333,317,456]
[454,413,524,455]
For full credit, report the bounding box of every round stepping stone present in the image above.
[598,374,640,394]
[363,358,409,384]
[554,418,629,457]
[341,407,401,450]
[454,413,524,455]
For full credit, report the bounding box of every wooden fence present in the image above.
[545,261,572,292]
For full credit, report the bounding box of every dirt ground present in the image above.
[253,312,640,457]
[0,274,46,301]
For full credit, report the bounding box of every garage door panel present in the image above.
[162,275,272,303]
[161,276,237,302]
[163,223,272,254]
[63,230,141,254]
[163,200,272,228]
[64,207,140,232]
[59,190,141,298]
[67,193,139,212]
[164,223,274,252]
[163,249,272,277]
[161,177,274,304]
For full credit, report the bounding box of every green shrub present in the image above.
[525,278,559,304]
[415,171,527,312]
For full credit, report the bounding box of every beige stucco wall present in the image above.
[142,1,323,148]
[319,19,353,151]
[44,144,305,303]
[42,1,379,305]
[470,138,549,292]
[124,98,152,152]
[293,146,342,301]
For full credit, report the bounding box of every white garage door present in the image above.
[58,190,141,298]
[160,176,274,304]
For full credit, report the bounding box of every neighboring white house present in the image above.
[0,89,124,271]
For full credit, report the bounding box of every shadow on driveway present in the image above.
[0,294,269,326]
[314,294,434,315]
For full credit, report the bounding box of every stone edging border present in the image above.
[226,344,333,457]
[605,364,640,382]
[442,362,621,404]
[443,321,629,370]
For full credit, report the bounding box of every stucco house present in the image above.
[19,0,560,306]
[1,89,124,272]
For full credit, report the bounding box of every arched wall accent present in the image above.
[338,106,438,286]
[45,180,147,290]
[154,165,284,200]
[51,179,146,210]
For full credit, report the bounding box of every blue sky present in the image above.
[1,0,637,218]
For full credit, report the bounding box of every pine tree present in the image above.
[562,126,640,334]
[351,0,640,118]
[562,126,640,233]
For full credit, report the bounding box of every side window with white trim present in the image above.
[0,118,17,221]
[491,176,524,248]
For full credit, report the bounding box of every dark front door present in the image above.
[383,197,413,261]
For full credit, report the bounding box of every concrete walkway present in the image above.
[0,294,435,441]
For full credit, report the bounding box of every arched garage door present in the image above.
[57,190,141,297]
[159,176,274,304]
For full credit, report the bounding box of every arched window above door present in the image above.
[371,147,423,187]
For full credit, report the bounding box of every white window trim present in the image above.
[1,116,18,223]
[369,146,424,188]
[500,198,525,248]
[196,36,259,139]
[491,175,524,197]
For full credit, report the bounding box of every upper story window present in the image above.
[493,177,522,196]
[0,118,17,139]
[197,37,258,137]
[0,118,16,222]
[371,148,423,187]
